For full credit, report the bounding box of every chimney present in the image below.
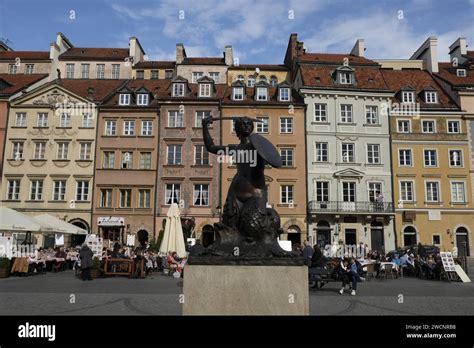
[410,36,438,73]
[224,45,233,66]
[176,43,186,64]
[350,39,365,57]
[449,37,468,65]
[129,37,145,65]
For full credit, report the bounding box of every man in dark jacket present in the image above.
[302,241,314,267]
[79,243,93,281]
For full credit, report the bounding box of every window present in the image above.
[367,144,380,164]
[339,72,352,84]
[368,182,382,203]
[121,152,133,169]
[30,180,43,200]
[341,143,355,163]
[422,120,436,133]
[150,70,159,79]
[103,151,115,169]
[165,184,181,204]
[96,64,105,79]
[316,182,329,202]
[136,70,144,79]
[193,184,209,206]
[425,91,437,103]
[424,149,437,167]
[233,87,244,100]
[280,118,293,133]
[314,104,327,122]
[236,75,244,82]
[53,180,66,201]
[209,72,219,82]
[280,148,294,167]
[449,150,463,167]
[79,142,92,160]
[195,145,209,165]
[12,141,24,160]
[119,93,130,105]
[7,179,20,200]
[141,120,153,135]
[56,142,69,160]
[425,182,440,202]
[168,111,183,128]
[365,106,378,125]
[199,83,211,97]
[259,75,267,82]
[340,104,353,123]
[25,64,34,74]
[105,120,117,135]
[247,76,255,87]
[451,182,466,203]
[119,189,132,208]
[192,72,203,83]
[33,141,46,160]
[270,76,278,87]
[172,83,185,97]
[37,113,48,127]
[15,113,26,127]
[456,69,467,77]
[279,88,290,102]
[76,181,89,201]
[256,87,268,101]
[256,117,269,133]
[100,189,112,208]
[342,182,356,202]
[112,64,120,79]
[165,70,173,79]
[123,120,135,136]
[432,235,441,245]
[138,189,151,208]
[280,185,294,204]
[167,145,182,165]
[82,113,93,128]
[137,94,149,106]
[315,142,328,162]
[397,120,410,133]
[8,64,17,74]
[400,181,414,202]
[66,64,75,78]
[59,113,71,127]
[195,111,210,127]
[402,91,415,103]
[399,149,412,166]
[81,64,90,79]
[447,121,460,133]
[139,152,152,169]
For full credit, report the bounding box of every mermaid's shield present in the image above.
[249,133,282,168]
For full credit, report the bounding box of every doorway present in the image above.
[316,220,331,248]
[456,227,470,256]
[137,229,149,246]
[403,226,417,247]
[370,221,384,253]
[345,229,357,245]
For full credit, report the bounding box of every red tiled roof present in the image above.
[436,62,474,87]
[221,86,305,106]
[299,65,389,91]
[134,61,175,69]
[103,79,171,106]
[231,64,289,71]
[299,53,378,66]
[381,69,459,109]
[157,82,228,100]
[0,74,48,96]
[54,79,126,102]
[59,48,129,61]
[180,57,226,65]
[0,51,50,61]
[466,51,474,59]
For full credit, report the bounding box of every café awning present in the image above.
[0,206,46,233]
[34,214,88,235]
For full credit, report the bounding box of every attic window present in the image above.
[172,83,185,97]
[456,69,467,77]
[137,94,149,106]
[119,93,130,105]
[199,83,212,97]
[256,87,268,101]
[368,77,374,82]
[425,91,437,104]
[315,77,321,83]
[402,91,415,103]
[339,71,353,84]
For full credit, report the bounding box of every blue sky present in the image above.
[0,0,473,63]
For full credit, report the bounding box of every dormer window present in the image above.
[137,94,149,106]
[339,72,352,84]
[119,93,130,105]
[402,91,415,103]
[256,87,268,101]
[247,76,255,87]
[233,87,244,101]
[199,83,212,97]
[173,83,185,97]
[425,91,437,104]
[279,88,291,102]
[456,69,466,77]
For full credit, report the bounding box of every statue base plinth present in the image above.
[183,264,309,315]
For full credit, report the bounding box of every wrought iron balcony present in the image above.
[308,201,394,214]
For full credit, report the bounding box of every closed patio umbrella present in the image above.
[159,203,187,258]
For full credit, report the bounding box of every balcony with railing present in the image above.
[308,201,394,214]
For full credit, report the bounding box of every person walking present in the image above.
[349,257,364,295]
[79,243,93,281]
[302,241,314,267]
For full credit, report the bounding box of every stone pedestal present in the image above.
[183,264,309,315]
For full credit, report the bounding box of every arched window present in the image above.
[236,75,244,82]
[259,75,267,82]
[270,75,278,87]
[247,75,255,87]
[403,226,417,247]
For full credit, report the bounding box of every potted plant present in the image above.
[90,257,101,279]
[0,257,11,278]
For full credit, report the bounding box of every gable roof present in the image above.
[134,61,175,69]
[435,62,474,88]
[59,48,129,61]
[103,79,170,106]
[0,74,48,97]
[0,51,50,61]
[299,53,379,66]
[180,57,226,65]
[231,64,289,71]
[221,86,305,106]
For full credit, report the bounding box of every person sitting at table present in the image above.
[425,255,436,280]
[53,247,67,272]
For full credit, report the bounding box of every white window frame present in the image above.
[76,180,90,201]
[59,113,71,127]
[172,83,185,97]
[195,111,211,128]
[141,120,153,136]
[56,142,69,160]
[421,119,436,133]
[137,94,149,106]
[280,185,294,204]
[12,141,24,160]
[66,63,75,78]
[402,91,415,103]
[193,184,209,206]
[397,119,411,133]
[7,179,20,200]
[450,181,466,203]
[121,151,133,169]
[82,113,93,128]
[314,103,327,123]
[119,93,130,106]
[425,180,441,203]
[398,148,413,167]
[37,113,48,127]
[29,179,43,201]
[280,117,293,134]
[280,148,294,167]
[340,104,353,123]
[123,120,135,136]
[423,148,438,167]
[365,105,378,125]
[33,141,46,160]
[339,72,352,84]
[233,87,244,100]
[112,64,120,79]
[342,181,356,202]
[81,64,90,79]
[279,88,290,102]
[425,91,437,103]
[79,142,92,160]
[103,151,115,169]
[366,144,381,164]
[256,117,269,133]
[139,152,152,169]
[256,87,268,101]
[315,142,328,162]
[315,181,329,202]
[447,120,461,134]
[105,120,117,136]
[119,189,132,208]
[247,76,255,87]
[341,143,355,163]
[168,111,184,128]
[96,64,105,79]
[25,64,34,74]
[449,149,464,167]
[192,72,203,83]
[52,180,66,201]
[15,113,27,127]
[8,64,17,74]
[165,184,181,205]
[456,69,467,77]
[194,145,209,165]
[367,182,383,202]
[138,189,151,208]
[209,72,219,83]
[199,84,212,97]
[99,188,113,208]
[399,180,415,202]
[167,145,182,165]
